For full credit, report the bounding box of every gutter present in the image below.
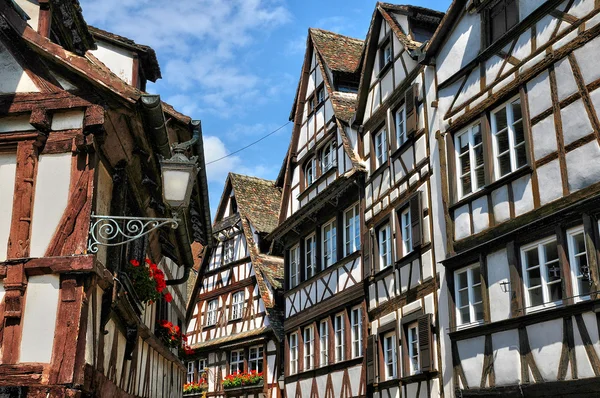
[140,95,212,286]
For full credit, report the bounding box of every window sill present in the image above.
[524,300,563,315]
[297,166,337,201]
[454,320,485,331]
[286,356,363,381]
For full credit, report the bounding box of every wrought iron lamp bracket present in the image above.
[88,214,179,253]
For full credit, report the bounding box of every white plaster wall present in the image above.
[19,274,60,363]
[537,159,563,205]
[573,34,600,85]
[519,0,546,20]
[454,204,471,240]
[91,40,135,85]
[457,336,485,388]
[436,12,481,84]
[0,115,35,133]
[14,0,40,31]
[566,141,600,192]
[531,115,557,160]
[471,196,489,234]
[512,174,534,216]
[487,249,511,322]
[51,110,84,131]
[0,153,16,262]
[0,41,39,93]
[30,152,72,257]
[561,99,593,146]
[492,329,521,385]
[526,71,552,118]
[528,319,563,381]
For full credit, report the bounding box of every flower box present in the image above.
[222,371,264,391]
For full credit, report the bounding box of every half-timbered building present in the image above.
[269,28,368,398]
[422,0,600,396]
[185,173,284,398]
[352,3,445,398]
[0,1,211,396]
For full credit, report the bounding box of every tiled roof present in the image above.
[229,173,282,234]
[378,3,444,49]
[330,91,359,123]
[309,28,363,73]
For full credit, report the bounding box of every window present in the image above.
[455,265,484,326]
[321,141,335,173]
[521,237,562,310]
[290,245,300,288]
[187,361,195,383]
[231,291,245,320]
[396,107,406,147]
[322,219,337,268]
[320,320,329,366]
[304,326,314,370]
[383,333,397,380]
[567,227,591,301]
[488,0,518,44]
[351,307,362,358]
[305,157,316,187]
[317,87,325,104]
[344,204,361,256]
[400,208,412,256]
[407,323,419,375]
[205,299,217,326]
[198,358,207,374]
[492,97,526,179]
[374,128,388,168]
[378,223,392,269]
[249,345,264,373]
[334,313,345,362]
[223,239,235,264]
[230,349,244,374]
[290,333,298,374]
[380,40,392,70]
[308,95,316,114]
[455,123,485,198]
[305,235,316,279]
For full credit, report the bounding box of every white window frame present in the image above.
[321,141,336,173]
[383,332,397,380]
[198,358,207,374]
[396,106,406,147]
[334,313,345,362]
[407,322,420,375]
[343,203,360,257]
[249,345,264,373]
[305,234,316,279]
[304,326,314,370]
[491,97,526,179]
[231,290,245,320]
[374,128,388,168]
[290,245,300,288]
[290,332,299,375]
[187,361,195,383]
[455,123,485,199]
[382,41,393,67]
[454,264,484,327]
[320,320,329,366]
[223,238,235,264]
[378,223,392,269]
[401,208,412,256]
[567,226,591,302]
[521,236,562,312]
[230,349,244,375]
[317,87,325,104]
[205,299,217,326]
[351,307,362,359]
[305,157,316,186]
[322,218,337,268]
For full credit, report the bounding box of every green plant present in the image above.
[127,259,170,305]
[222,371,263,389]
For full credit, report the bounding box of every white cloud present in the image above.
[285,34,307,55]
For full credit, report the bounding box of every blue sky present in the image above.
[80,0,449,218]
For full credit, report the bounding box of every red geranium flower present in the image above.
[130,259,140,267]
[164,293,173,303]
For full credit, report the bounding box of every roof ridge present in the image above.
[309,27,364,43]
[230,172,276,185]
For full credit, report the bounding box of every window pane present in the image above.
[459,290,469,307]
[498,153,511,176]
[544,241,558,263]
[494,108,508,133]
[473,285,482,304]
[458,272,468,289]
[549,282,562,302]
[515,144,527,169]
[460,307,471,324]
[528,267,541,287]
[529,286,543,307]
[474,302,484,321]
[496,129,509,154]
[526,248,539,268]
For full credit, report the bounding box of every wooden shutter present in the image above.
[480,114,494,186]
[366,334,378,385]
[410,192,422,250]
[405,84,418,136]
[418,314,433,372]
[363,229,373,279]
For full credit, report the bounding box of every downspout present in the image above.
[140,94,199,286]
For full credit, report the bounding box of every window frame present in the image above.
[289,332,299,375]
[351,306,362,359]
[303,326,314,371]
[343,203,361,257]
[396,106,407,148]
[320,140,336,174]
[317,86,325,104]
[230,349,245,375]
[289,244,300,288]
[322,218,337,268]
[205,299,218,326]
[567,226,591,302]
[379,38,393,72]
[454,264,484,327]
[407,322,420,375]
[455,122,485,199]
[334,313,345,363]
[319,320,329,367]
[374,128,388,168]
[400,207,412,257]
[490,96,526,180]
[383,332,397,380]
[231,290,245,320]
[486,0,519,45]
[187,361,195,383]
[249,345,264,373]
[223,238,235,264]
[305,234,316,279]
[305,157,316,187]
[378,223,393,270]
[521,236,562,312]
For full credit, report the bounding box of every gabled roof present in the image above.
[309,28,363,74]
[229,173,282,234]
[89,25,161,82]
[421,0,466,64]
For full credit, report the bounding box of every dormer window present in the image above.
[305,157,316,186]
[317,87,325,104]
[486,0,518,44]
[379,39,393,72]
[321,141,335,173]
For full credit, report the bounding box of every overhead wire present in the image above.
[205,121,292,165]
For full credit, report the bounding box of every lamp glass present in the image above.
[163,169,192,203]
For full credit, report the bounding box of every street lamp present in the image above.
[278,375,285,396]
[160,149,199,210]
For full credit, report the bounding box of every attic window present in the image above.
[379,39,393,72]
[486,0,518,44]
[230,196,238,214]
[317,87,325,104]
